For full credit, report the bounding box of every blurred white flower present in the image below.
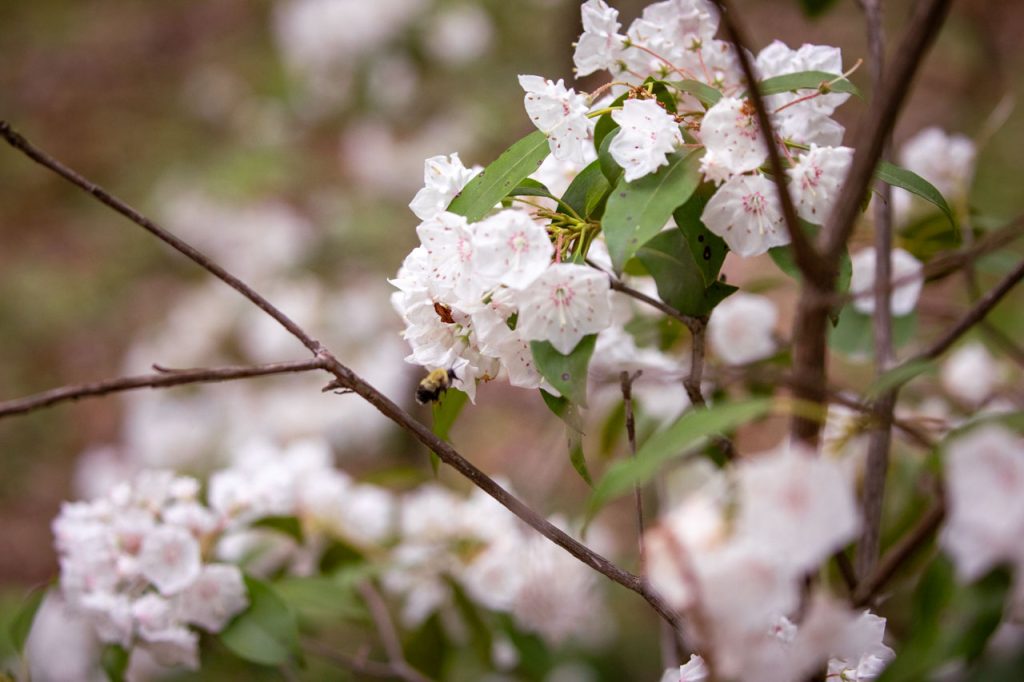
[849,247,923,316]
[894,127,976,221]
[707,293,778,365]
[139,526,203,596]
[573,0,625,77]
[941,342,1000,407]
[176,564,249,632]
[423,4,494,66]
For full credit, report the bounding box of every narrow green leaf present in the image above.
[868,358,935,397]
[448,131,550,222]
[603,150,703,273]
[219,576,300,667]
[597,129,623,186]
[560,160,611,219]
[428,388,467,474]
[508,179,555,200]
[531,335,597,407]
[668,79,723,107]
[588,399,772,517]
[876,160,955,228]
[569,437,593,487]
[101,645,129,682]
[755,70,860,98]
[275,575,366,624]
[9,586,47,655]
[252,515,304,543]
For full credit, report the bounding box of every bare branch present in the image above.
[711,0,827,287]
[821,0,954,260]
[0,359,327,419]
[620,370,646,554]
[0,122,685,632]
[0,121,322,356]
[357,582,430,682]
[601,266,701,333]
[303,638,418,680]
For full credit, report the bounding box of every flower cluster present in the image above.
[53,471,249,670]
[646,444,893,680]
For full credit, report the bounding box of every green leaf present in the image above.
[430,388,468,474]
[603,150,703,272]
[9,585,47,655]
[673,184,728,285]
[877,160,956,228]
[219,576,300,667]
[798,0,840,17]
[252,515,304,543]
[531,335,597,407]
[588,399,772,517]
[829,309,918,356]
[507,179,555,200]
[448,131,550,222]
[755,70,861,98]
[898,210,963,261]
[275,575,366,624]
[593,92,629,150]
[569,435,593,487]
[868,358,935,397]
[101,645,129,682]
[560,160,611,219]
[668,79,723,107]
[637,228,737,317]
[597,129,623,186]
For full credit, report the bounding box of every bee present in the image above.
[416,368,458,405]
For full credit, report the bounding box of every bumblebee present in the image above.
[416,368,457,404]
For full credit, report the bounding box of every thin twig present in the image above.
[0,359,327,419]
[0,121,685,633]
[303,638,417,680]
[683,319,707,407]
[857,0,895,583]
[600,266,701,333]
[620,371,645,554]
[853,497,946,607]
[712,0,827,287]
[357,582,429,682]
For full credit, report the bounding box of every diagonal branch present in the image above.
[357,582,429,682]
[0,359,327,419]
[0,120,686,634]
[712,0,827,287]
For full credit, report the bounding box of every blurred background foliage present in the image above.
[2,0,1024,679]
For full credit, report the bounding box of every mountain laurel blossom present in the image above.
[609,98,684,181]
[849,247,923,316]
[519,75,592,164]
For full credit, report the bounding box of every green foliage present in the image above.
[668,79,722,107]
[560,160,612,219]
[598,129,624,186]
[868,358,935,397]
[603,150,703,272]
[274,575,366,625]
[219,576,300,667]
[755,70,860,98]
[637,228,737,317]
[251,515,304,543]
[877,161,956,228]
[829,309,918,356]
[8,585,46,656]
[899,211,963,261]
[593,92,629,150]
[448,131,550,222]
[430,388,469,474]
[797,0,841,17]
[101,645,129,682]
[531,335,597,407]
[588,399,773,519]
[673,184,728,283]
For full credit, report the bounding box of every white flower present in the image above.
[701,173,788,257]
[573,0,625,77]
[519,75,592,164]
[417,210,494,303]
[826,611,895,681]
[849,247,923,316]
[788,145,853,224]
[176,564,249,632]
[941,425,1024,581]
[139,625,199,670]
[131,593,174,638]
[941,342,1000,407]
[78,591,133,647]
[756,41,849,115]
[707,293,777,365]
[699,96,768,182]
[473,210,554,290]
[624,0,719,80]
[138,526,202,596]
[409,153,480,221]
[899,127,976,201]
[515,263,612,354]
[734,444,860,574]
[660,654,709,682]
[609,99,683,181]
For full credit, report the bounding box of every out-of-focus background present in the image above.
[1,0,1023,678]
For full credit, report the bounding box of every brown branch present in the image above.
[821,0,953,260]
[0,359,326,419]
[620,370,646,555]
[684,319,708,407]
[711,0,827,287]
[0,121,322,356]
[602,268,701,333]
[853,497,946,607]
[0,121,687,634]
[303,638,418,680]
[357,582,429,682]
[856,0,896,583]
